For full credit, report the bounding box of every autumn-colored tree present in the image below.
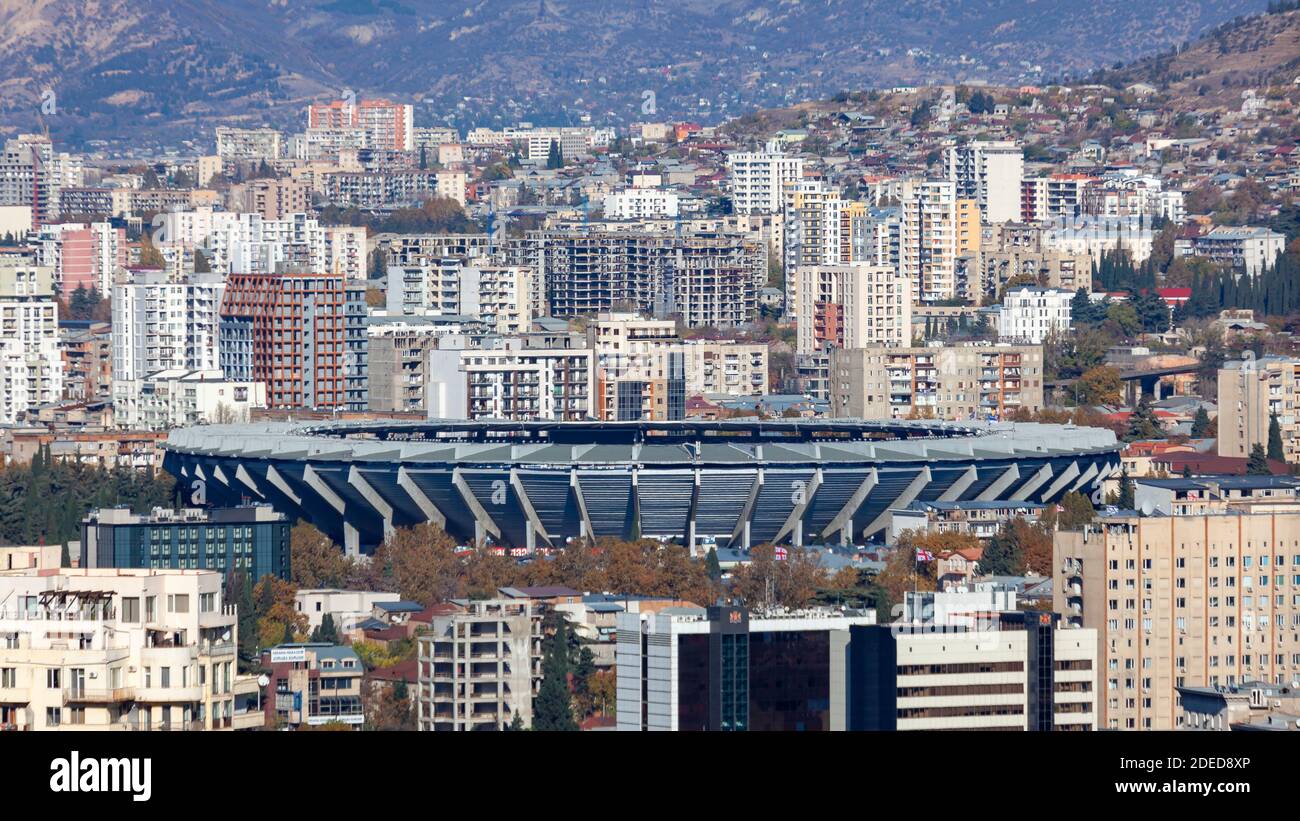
[290,522,354,588]
[873,534,940,619]
[364,679,416,731]
[1076,365,1123,406]
[371,523,465,606]
[993,518,1054,577]
[462,547,520,599]
[253,575,307,649]
[587,669,617,718]
[730,544,826,610]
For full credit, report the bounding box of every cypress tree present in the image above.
[1267,414,1285,461]
[1117,468,1135,510]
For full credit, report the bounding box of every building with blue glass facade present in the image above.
[80,505,291,582]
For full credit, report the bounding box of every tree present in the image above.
[1125,394,1163,442]
[316,613,338,644]
[1077,366,1123,406]
[1057,491,1095,530]
[1267,414,1285,461]
[508,712,526,731]
[546,140,563,170]
[290,522,353,588]
[366,523,463,606]
[365,678,416,731]
[873,532,952,617]
[587,669,616,718]
[705,547,722,582]
[993,518,1054,576]
[228,571,258,670]
[253,575,307,649]
[729,544,826,610]
[1191,406,1212,438]
[533,616,578,731]
[1247,443,1272,476]
[977,529,1020,577]
[1116,468,1136,509]
[193,248,211,273]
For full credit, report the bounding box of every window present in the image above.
[46,669,60,689]
[168,594,190,613]
[122,597,140,623]
[0,668,14,688]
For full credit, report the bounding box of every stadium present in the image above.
[162,419,1122,554]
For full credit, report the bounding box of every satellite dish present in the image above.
[257,675,270,688]
[221,630,232,642]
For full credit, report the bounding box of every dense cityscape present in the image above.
[0,3,1298,752]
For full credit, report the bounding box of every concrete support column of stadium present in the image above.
[162,420,1122,554]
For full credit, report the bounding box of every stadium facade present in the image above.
[162,419,1121,555]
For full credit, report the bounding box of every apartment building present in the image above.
[1217,355,1299,464]
[603,187,680,220]
[830,344,1044,421]
[416,599,543,731]
[0,568,248,731]
[366,316,487,414]
[214,127,283,162]
[681,340,769,396]
[111,271,225,427]
[849,613,1097,731]
[945,140,1023,224]
[616,605,877,731]
[1054,508,1300,730]
[228,178,310,220]
[387,261,538,335]
[0,257,62,424]
[900,180,969,304]
[727,142,805,215]
[117,368,266,430]
[782,177,843,312]
[997,287,1073,344]
[794,263,912,355]
[81,506,290,582]
[308,99,414,151]
[261,643,364,729]
[588,313,685,421]
[426,339,594,422]
[33,221,126,293]
[295,589,402,633]
[1021,174,1092,222]
[1175,226,1286,278]
[524,228,764,328]
[219,270,368,411]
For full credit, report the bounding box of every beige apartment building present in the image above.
[1217,355,1299,465]
[416,599,543,731]
[588,313,685,421]
[1054,508,1300,730]
[682,340,769,396]
[0,568,256,731]
[830,344,1044,421]
[794,263,912,356]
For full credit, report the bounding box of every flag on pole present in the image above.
[774,546,789,561]
[915,548,935,562]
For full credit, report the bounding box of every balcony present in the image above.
[65,686,135,704]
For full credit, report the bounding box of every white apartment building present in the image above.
[900,180,960,304]
[214,127,283,162]
[1043,215,1154,266]
[294,589,402,633]
[603,187,680,220]
[997,286,1073,344]
[118,368,266,431]
[0,568,252,731]
[795,263,912,355]
[426,341,594,422]
[111,272,224,428]
[1174,226,1286,278]
[326,225,367,280]
[386,261,539,336]
[0,258,61,423]
[945,140,1023,224]
[417,599,543,731]
[727,141,805,215]
[782,178,843,313]
[160,209,332,276]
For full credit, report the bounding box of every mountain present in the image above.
[0,0,1273,149]
[1086,6,1300,109]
